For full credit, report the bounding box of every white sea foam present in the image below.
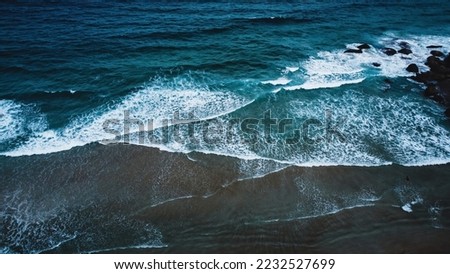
[2,83,253,156]
[43,89,77,94]
[285,66,299,72]
[284,78,364,91]
[0,100,47,144]
[395,184,424,213]
[85,243,168,254]
[255,203,376,224]
[401,197,423,213]
[236,159,289,181]
[261,77,291,85]
[401,203,413,213]
[428,204,444,229]
[0,100,24,142]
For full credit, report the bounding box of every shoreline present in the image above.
[2,143,450,253]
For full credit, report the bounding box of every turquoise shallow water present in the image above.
[1,1,450,253]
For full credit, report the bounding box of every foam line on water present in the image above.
[2,83,254,157]
[285,66,299,72]
[0,100,24,142]
[85,244,168,254]
[261,77,292,85]
[284,78,365,91]
[0,100,47,144]
[248,204,377,225]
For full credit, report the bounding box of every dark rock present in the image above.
[426,56,443,71]
[424,85,438,97]
[438,79,450,94]
[383,48,397,56]
[445,108,450,117]
[423,80,450,106]
[399,41,410,49]
[414,50,450,109]
[372,62,381,67]
[444,54,450,68]
[430,50,444,57]
[398,48,412,55]
[344,48,363,54]
[426,45,443,49]
[410,74,424,83]
[357,43,371,50]
[426,55,441,64]
[411,71,443,83]
[406,64,419,73]
[423,85,447,105]
[426,55,450,75]
[384,78,393,84]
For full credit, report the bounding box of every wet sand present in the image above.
[1,143,450,253]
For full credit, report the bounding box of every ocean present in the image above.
[1,1,450,253]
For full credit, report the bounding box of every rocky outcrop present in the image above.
[426,56,450,74]
[338,42,449,117]
[344,48,363,54]
[399,48,412,55]
[399,41,410,49]
[444,54,450,67]
[383,48,397,56]
[357,43,371,50]
[411,52,450,113]
[345,43,371,53]
[406,64,419,73]
[430,50,444,57]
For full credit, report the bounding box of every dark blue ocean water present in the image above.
[2,1,450,254]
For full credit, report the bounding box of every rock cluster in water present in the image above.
[344,42,450,117]
[410,49,450,117]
